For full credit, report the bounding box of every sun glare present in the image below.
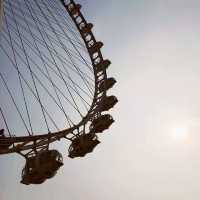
[171,126,189,142]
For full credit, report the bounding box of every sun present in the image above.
[171,126,189,142]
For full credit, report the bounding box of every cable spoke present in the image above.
[0,0,96,137]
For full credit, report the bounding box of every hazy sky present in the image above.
[1,0,200,199]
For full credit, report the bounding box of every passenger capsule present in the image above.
[89,114,114,133]
[21,150,63,185]
[95,59,111,72]
[68,134,100,158]
[99,96,118,111]
[68,4,82,15]
[80,23,93,34]
[98,77,116,92]
[88,41,103,55]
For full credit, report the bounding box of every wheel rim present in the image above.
[0,0,114,155]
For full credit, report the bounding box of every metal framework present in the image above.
[0,0,117,184]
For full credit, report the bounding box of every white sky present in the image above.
[1,0,200,199]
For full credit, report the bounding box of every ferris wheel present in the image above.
[0,0,117,185]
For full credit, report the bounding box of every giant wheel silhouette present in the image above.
[0,0,117,184]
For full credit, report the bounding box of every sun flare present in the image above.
[171,126,189,142]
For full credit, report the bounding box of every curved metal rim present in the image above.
[0,0,108,154]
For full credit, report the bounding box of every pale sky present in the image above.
[1,0,200,199]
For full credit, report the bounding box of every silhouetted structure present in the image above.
[99,96,118,112]
[0,0,117,185]
[21,150,63,185]
[68,134,100,158]
[99,78,117,93]
[90,114,114,133]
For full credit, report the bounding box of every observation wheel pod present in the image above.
[95,59,111,73]
[21,159,46,185]
[99,77,117,93]
[80,23,93,35]
[68,133,100,158]
[21,150,63,185]
[88,41,104,55]
[89,114,114,133]
[67,2,82,16]
[21,171,46,185]
[99,95,118,112]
